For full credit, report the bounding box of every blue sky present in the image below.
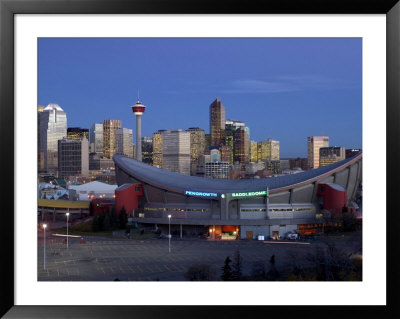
[38,38,362,157]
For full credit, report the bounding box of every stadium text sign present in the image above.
[185,191,218,198]
[232,190,268,198]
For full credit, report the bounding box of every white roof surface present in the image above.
[68,181,117,192]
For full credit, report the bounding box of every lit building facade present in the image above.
[161,130,190,175]
[210,98,226,147]
[257,139,280,162]
[58,137,89,179]
[39,103,67,174]
[67,127,89,141]
[185,127,206,175]
[90,123,104,157]
[152,131,163,168]
[103,119,121,159]
[319,147,346,167]
[219,145,231,163]
[141,136,153,165]
[233,126,250,164]
[116,128,133,158]
[37,105,45,172]
[225,119,246,164]
[250,140,258,163]
[307,136,329,169]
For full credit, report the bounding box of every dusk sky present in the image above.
[38,38,362,157]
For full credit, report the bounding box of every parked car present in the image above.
[285,231,299,240]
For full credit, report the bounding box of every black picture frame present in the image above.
[1,0,399,318]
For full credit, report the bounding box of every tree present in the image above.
[119,206,127,229]
[231,250,243,281]
[221,256,233,281]
[110,206,117,226]
[102,211,111,231]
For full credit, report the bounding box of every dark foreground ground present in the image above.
[37,230,361,281]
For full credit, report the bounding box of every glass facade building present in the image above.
[161,130,190,175]
[141,136,153,165]
[90,123,104,157]
[152,131,163,168]
[257,139,280,162]
[210,98,226,147]
[103,119,121,159]
[319,146,346,167]
[185,127,206,175]
[233,126,250,164]
[67,127,89,141]
[39,103,67,175]
[307,136,329,169]
[116,128,133,158]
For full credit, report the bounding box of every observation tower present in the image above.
[131,99,146,161]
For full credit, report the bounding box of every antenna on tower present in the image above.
[137,89,140,101]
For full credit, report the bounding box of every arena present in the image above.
[113,153,362,240]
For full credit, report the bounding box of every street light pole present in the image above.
[43,224,47,270]
[66,212,70,249]
[168,215,171,253]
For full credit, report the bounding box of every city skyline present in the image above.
[38,38,362,157]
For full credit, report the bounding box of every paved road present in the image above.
[37,231,361,281]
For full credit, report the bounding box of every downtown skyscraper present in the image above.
[210,98,226,147]
[307,136,329,169]
[90,123,104,157]
[39,103,67,174]
[103,119,121,159]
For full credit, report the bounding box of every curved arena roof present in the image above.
[113,153,362,194]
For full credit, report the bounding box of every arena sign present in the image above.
[185,190,218,198]
[231,190,268,198]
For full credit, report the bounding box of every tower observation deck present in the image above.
[131,100,146,162]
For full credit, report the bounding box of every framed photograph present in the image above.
[1,0,399,318]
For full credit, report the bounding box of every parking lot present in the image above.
[37,231,361,281]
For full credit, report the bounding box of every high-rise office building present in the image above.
[90,123,104,157]
[67,127,89,141]
[185,127,206,175]
[319,146,346,167]
[219,145,231,163]
[103,119,121,159]
[58,137,88,179]
[116,128,133,158]
[39,103,67,174]
[234,126,250,164]
[205,134,211,151]
[307,136,329,169]
[161,130,190,175]
[37,105,45,172]
[141,136,153,164]
[210,98,226,147]
[152,131,163,168]
[225,119,246,164]
[250,140,258,163]
[257,139,280,162]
